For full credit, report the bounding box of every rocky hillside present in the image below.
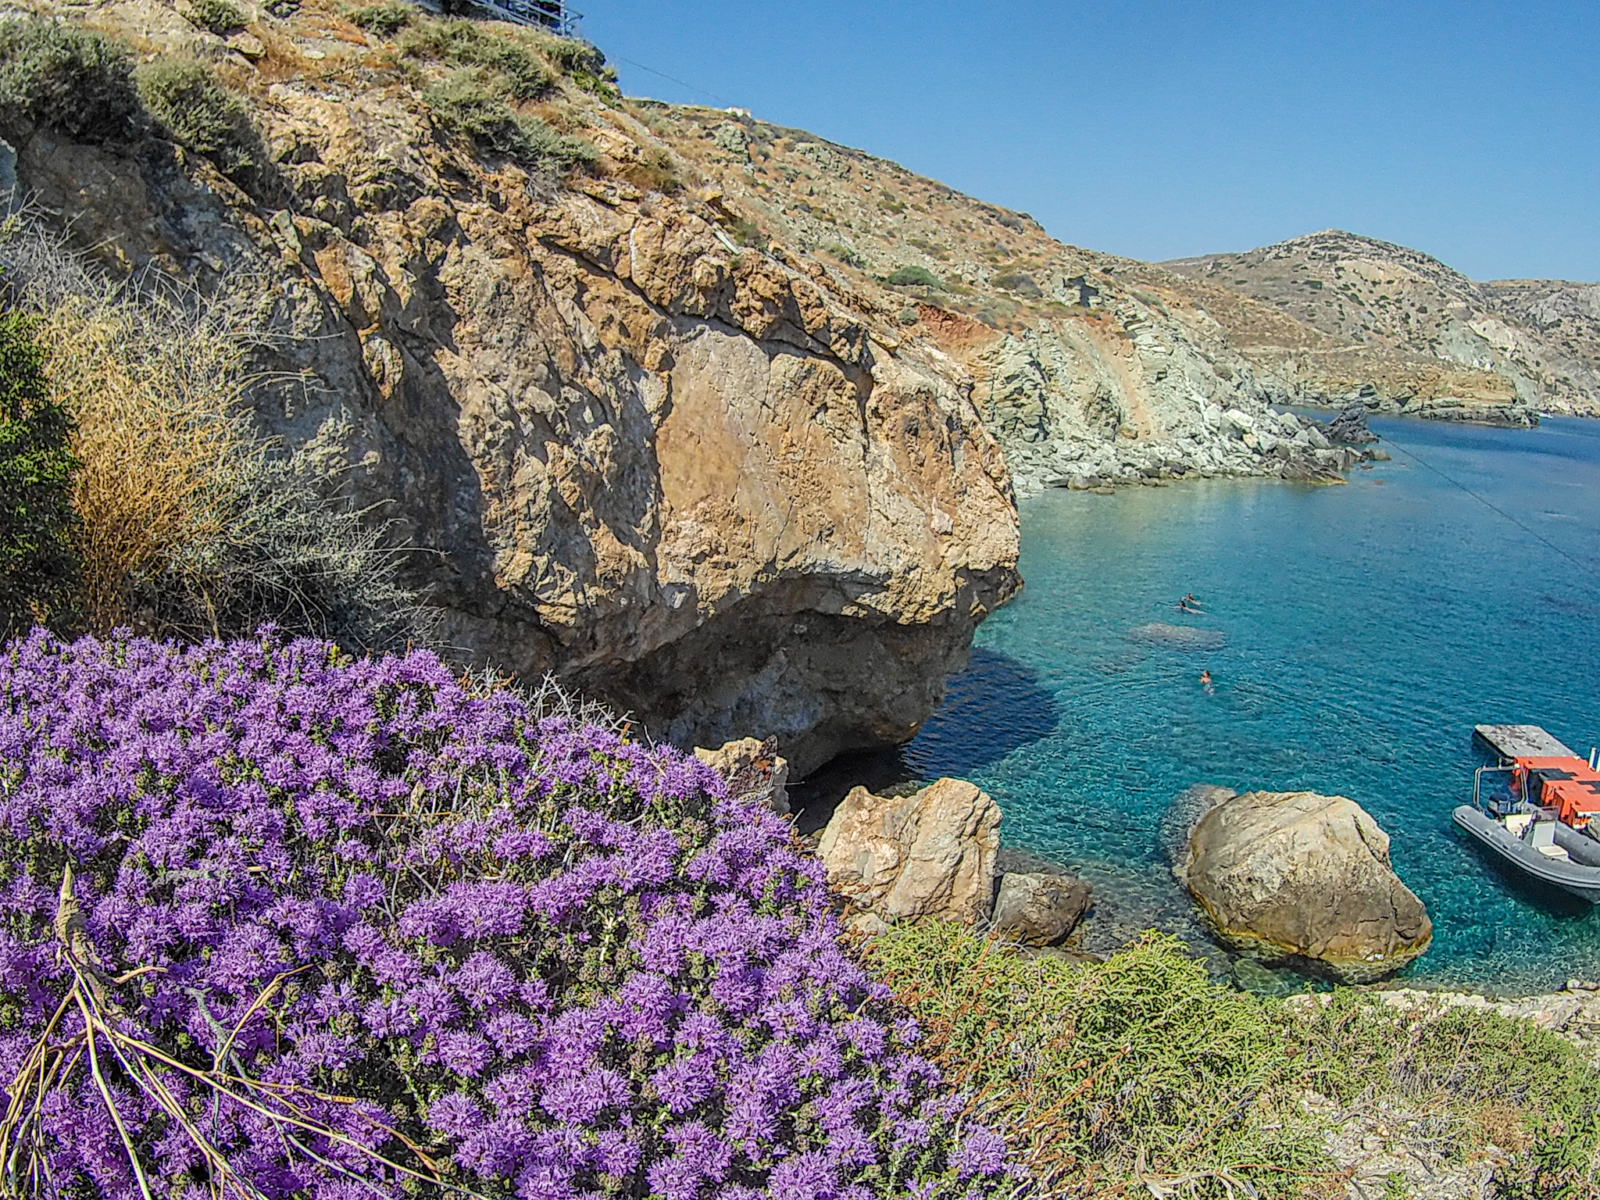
[1166,229,1600,420]
[636,108,1371,493]
[4,0,1021,774]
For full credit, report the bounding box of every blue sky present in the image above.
[579,1,1599,282]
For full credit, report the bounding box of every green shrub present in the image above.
[725,215,767,249]
[350,0,413,35]
[993,270,1043,298]
[885,264,941,289]
[424,70,596,174]
[823,241,867,269]
[868,921,1600,1199]
[538,35,617,97]
[403,19,553,99]
[866,923,1327,1198]
[137,58,259,176]
[186,0,246,36]
[0,19,140,144]
[0,310,77,637]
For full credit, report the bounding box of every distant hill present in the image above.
[1165,230,1600,418]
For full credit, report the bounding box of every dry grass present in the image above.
[38,295,249,633]
[0,212,431,651]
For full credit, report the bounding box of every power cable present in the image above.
[1378,432,1600,581]
[612,54,734,107]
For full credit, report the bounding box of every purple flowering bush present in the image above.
[0,629,1008,1199]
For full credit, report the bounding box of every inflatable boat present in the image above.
[1454,746,1600,904]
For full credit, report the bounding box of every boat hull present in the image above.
[1453,805,1600,904]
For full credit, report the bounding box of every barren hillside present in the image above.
[1166,230,1600,418]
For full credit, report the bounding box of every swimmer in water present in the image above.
[1199,669,1215,694]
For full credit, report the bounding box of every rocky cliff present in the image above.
[639,108,1370,493]
[1166,229,1600,421]
[9,0,1019,773]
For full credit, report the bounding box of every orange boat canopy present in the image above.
[1514,755,1600,826]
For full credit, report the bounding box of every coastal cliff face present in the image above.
[12,0,1018,773]
[1166,229,1600,421]
[642,108,1368,494]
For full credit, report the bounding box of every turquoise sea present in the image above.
[904,416,1600,994]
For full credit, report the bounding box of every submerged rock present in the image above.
[817,777,1001,923]
[1175,789,1432,982]
[1126,622,1228,651]
[992,870,1092,946]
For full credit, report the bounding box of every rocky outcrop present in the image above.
[12,2,1020,774]
[646,109,1375,495]
[991,870,1091,947]
[1175,788,1433,982]
[1322,404,1379,445]
[817,777,1001,923]
[694,736,790,816]
[974,314,1366,492]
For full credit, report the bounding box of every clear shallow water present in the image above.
[905,416,1600,994]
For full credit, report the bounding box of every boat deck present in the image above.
[1474,723,1579,761]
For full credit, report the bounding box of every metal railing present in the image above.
[471,0,582,35]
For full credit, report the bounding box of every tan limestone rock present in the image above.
[7,5,1020,776]
[817,778,1000,923]
[1176,790,1432,982]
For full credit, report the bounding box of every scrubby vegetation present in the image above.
[0,631,1008,1199]
[0,215,429,652]
[886,264,943,289]
[137,57,262,178]
[424,70,598,174]
[351,0,414,36]
[1298,991,1600,1200]
[538,34,618,98]
[403,17,556,101]
[868,921,1600,1199]
[0,311,77,639]
[0,18,140,144]
[185,0,246,37]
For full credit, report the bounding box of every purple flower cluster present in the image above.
[0,629,1007,1199]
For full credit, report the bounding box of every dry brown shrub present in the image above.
[0,212,431,650]
[38,295,247,633]
[1475,1098,1534,1157]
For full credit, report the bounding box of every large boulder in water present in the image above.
[1175,789,1432,982]
[817,777,1001,923]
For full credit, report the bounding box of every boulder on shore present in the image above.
[992,870,1092,946]
[694,736,790,816]
[817,778,1000,924]
[1175,789,1432,982]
